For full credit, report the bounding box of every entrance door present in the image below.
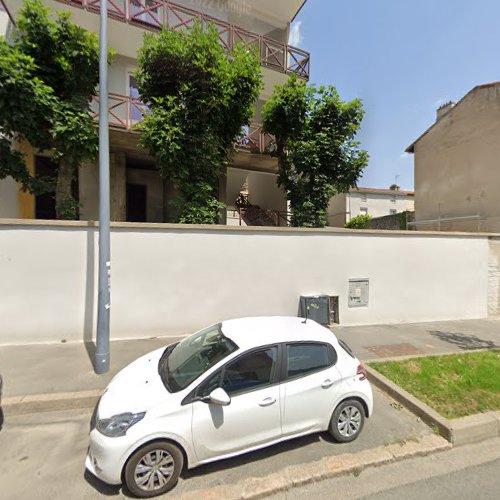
[126,183,147,222]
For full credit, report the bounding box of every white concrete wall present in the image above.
[0,221,492,345]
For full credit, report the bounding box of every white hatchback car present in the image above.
[86,317,373,497]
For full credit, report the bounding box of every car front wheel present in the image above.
[124,441,184,498]
[329,399,365,443]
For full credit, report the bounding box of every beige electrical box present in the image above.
[348,279,369,308]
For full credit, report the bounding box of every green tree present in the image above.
[263,75,369,227]
[136,21,262,224]
[0,0,103,219]
[345,214,372,229]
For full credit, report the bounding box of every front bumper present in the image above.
[86,429,132,486]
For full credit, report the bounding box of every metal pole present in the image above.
[95,0,110,374]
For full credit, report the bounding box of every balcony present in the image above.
[57,0,310,79]
[90,92,275,155]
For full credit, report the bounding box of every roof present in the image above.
[351,187,414,196]
[405,81,500,153]
[221,316,335,350]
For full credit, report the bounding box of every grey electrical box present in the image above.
[348,279,369,308]
[299,295,330,325]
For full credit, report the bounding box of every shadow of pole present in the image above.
[83,225,97,371]
[429,330,499,351]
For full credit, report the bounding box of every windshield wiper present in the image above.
[158,343,178,392]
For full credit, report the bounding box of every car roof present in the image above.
[221,316,336,351]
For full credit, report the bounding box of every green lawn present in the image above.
[369,350,500,419]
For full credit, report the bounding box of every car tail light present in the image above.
[357,364,367,381]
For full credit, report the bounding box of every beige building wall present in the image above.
[327,194,348,227]
[0,7,9,35]
[410,84,500,232]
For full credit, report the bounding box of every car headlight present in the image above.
[96,412,146,437]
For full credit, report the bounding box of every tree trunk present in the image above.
[55,158,76,220]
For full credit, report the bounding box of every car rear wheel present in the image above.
[329,399,365,443]
[124,441,184,498]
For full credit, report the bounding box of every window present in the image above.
[221,347,278,396]
[390,209,397,215]
[360,207,368,215]
[391,196,396,203]
[286,343,333,379]
[361,194,367,202]
[128,74,150,124]
[160,324,238,392]
[34,156,79,220]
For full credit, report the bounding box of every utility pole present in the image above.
[95,0,110,374]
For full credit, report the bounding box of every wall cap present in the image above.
[0,218,499,239]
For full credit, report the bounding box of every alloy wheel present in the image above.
[134,449,175,492]
[337,405,362,437]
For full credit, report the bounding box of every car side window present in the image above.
[286,343,333,379]
[221,347,278,396]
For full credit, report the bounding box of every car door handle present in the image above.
[259,397,276,407]
[322,379,335,389]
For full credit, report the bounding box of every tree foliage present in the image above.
[263,75,369,227]
[345,214,372,229]
[0,0,102,219]
[136,21,262,224]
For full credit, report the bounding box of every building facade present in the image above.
[407,82,500,233]
[0,0,309,224]
[327,187,414,227]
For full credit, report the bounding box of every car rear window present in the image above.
[286,343,335,379]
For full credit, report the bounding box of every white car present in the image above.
[86,317,373,497]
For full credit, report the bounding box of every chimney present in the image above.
[436,101,455,121]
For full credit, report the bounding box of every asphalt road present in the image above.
[271,437,500,500]
[0,387,429,499]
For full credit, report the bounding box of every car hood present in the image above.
[97,347,172,418]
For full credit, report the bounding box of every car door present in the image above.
[280,342,344,437]
[191,346,282,462]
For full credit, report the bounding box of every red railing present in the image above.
[58,0,310,80]
[90,92,274,154]
[237,206,291,227]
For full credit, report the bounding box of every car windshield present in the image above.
[158,323,238,393]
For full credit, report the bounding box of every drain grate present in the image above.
[364,343,424,358]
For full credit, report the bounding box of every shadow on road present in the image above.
[182,431,335,480]
[84,469,123,497]
[84,432,336,496]
[429,331,499,351]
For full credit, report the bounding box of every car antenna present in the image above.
[302,305,309,324]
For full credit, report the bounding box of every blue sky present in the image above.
[292,0,500,190]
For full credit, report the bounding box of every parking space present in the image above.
[0,387,431,499]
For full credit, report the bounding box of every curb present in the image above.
[2,390,101,415]
[177,434,451,500]
[365,365,500,446]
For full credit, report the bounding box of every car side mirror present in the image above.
[207,388,231,406]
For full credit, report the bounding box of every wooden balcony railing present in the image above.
[58,0,310,79]
[90,92,275,154]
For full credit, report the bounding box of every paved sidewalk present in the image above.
[334,318,500,361]
[0,318,499,398]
